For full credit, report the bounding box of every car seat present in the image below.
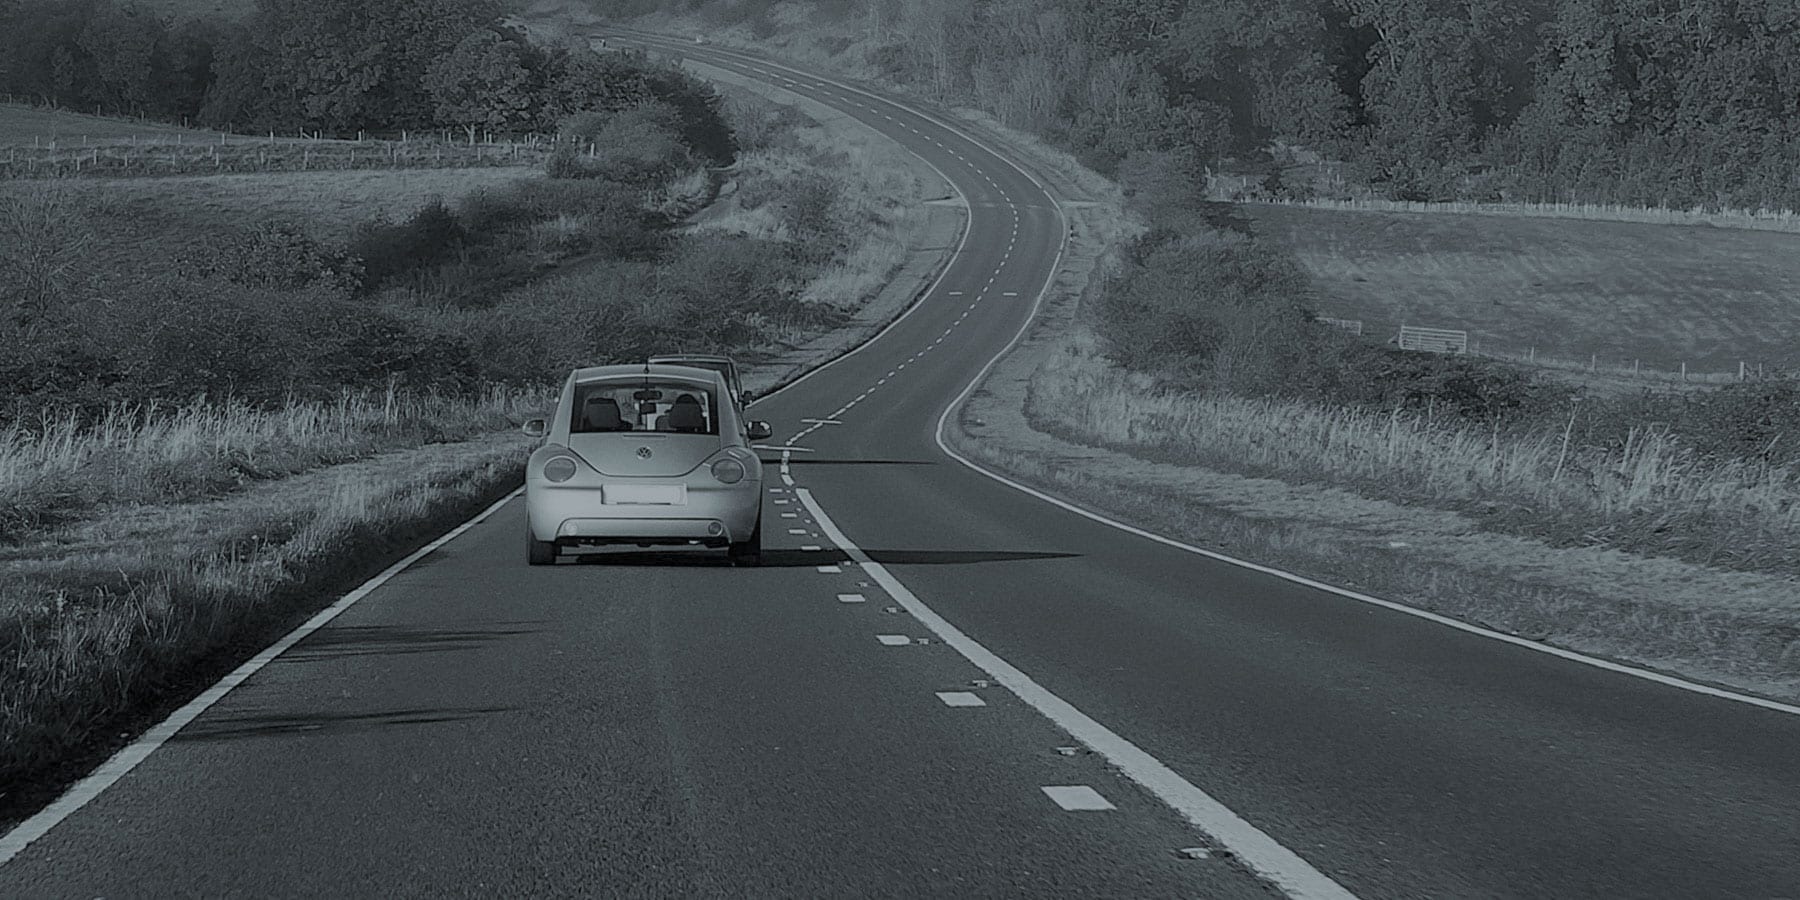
[667,394,706,433]
[582,397,628,431]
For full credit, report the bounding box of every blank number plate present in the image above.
[603,484,687,505]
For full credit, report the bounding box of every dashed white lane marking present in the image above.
[816,565,842,574]
[796,489,1357,900]
[936,691,987,707]
[1002,291,1019,296]
[1043,786,1116,812]
[781,474,795,486]
[787,528,809,535]
[774,499,789,505]
[781,512,798,519]
[877,378,888,385]
[838,593,866,604]
[800,418,843,425]
[801,545,822,551]
[0,486,527,868]
[947,290,964,295]
[877,635,911,646]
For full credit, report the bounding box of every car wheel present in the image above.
[527,527,557,566]
[729,517,762,567]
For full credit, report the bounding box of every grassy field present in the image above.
[3,166,539,238]
[0,103,220,144]
[1242,202,1800,374]
[125,0,251,21]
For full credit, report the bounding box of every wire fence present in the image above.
[1318,315,1783,386]
[0,97,602,178]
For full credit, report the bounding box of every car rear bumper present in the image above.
[552,517,734,546]
[526,482,760,545]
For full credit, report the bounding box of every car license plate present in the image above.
[603,484,687,505]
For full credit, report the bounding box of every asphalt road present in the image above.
[6,31,1800,900]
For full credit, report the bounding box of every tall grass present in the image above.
[1,431,531,797]
[0,385,546,537]
[1029,331,1800,571]
[1252,196,1800,235]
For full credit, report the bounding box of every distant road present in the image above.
[4,28,1799,900]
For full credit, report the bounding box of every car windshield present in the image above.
[570,380,719,435]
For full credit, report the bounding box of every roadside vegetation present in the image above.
[0,0,927,813]
[588,1,1800,692]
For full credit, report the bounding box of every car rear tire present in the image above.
[527,528,557,566]
[729,517,762,567]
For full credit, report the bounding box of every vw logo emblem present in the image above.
[636,447,653,459]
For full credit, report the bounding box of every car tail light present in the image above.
[710,457,746,484]
[543,456,578,483]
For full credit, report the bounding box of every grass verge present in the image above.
[943,280,1800,707]
[0,431,533,824]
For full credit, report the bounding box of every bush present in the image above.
[1091,226,1312,383]
[115,280,313,404]
[1668,379,1800,465]
[1331,345,1572,425]
[303,303,480,393]
[174,221,361,293]
[349,199,468,292]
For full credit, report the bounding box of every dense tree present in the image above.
[424,29,535,130]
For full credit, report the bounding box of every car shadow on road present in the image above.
[169,705,519,744]
[565,548,1078,567]
[274,623,547,663]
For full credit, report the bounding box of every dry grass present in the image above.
[1242,202,1800,374]
[1027,330,1800,575]
[950,422,1800,701]
[0,429,534,808]
[0,386,544,538]
[689,95,926,313]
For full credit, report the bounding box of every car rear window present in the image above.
[571,380,719,435]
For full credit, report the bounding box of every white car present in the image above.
[521,364,773,566]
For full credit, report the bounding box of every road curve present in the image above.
[4,29,1800,900]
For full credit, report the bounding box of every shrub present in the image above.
[1668,379,1800,465]
[174,221,361,293]
[303,304,480,393]
[115,280,312,404]
[1091,226,1311,382]
[1342,347,1572,425]
[349,199,469,292]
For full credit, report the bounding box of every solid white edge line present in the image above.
[797,489,1356,900]
[0,487,527,868]
[888,77,1800,725]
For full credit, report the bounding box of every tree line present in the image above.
[0,0,730,159]
[612,0,1800,210]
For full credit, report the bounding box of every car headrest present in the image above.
[583,397,625,431]
[668,396,705,432]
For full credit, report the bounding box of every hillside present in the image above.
[0,103,221,144]
[1242,203,1800,377]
